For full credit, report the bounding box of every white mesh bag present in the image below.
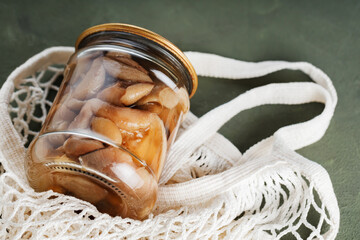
[0,47,339,239]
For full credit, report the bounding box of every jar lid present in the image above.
[75,23,198,98]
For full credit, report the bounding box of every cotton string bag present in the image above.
[0,47,339,239]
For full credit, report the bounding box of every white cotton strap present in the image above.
[184,52,337,105]
[158,154,288,206]
[160,52,337,185]
[184,52,337,148]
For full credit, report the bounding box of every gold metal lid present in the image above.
[75,23,198,98]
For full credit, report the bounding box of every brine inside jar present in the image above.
[28,47,190,219]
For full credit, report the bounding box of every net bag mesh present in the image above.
[0,47,339,239]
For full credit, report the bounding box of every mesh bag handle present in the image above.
[158,52,337,202]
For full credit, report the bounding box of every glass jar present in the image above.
[25,23,197,220]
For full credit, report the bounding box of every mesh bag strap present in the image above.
[159,52,337,197]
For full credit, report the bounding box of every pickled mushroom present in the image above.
[97,83,126,106]
[68,98,106,129]
[32,137,64,160]
[53,173,108,204]
[66,98,86,112]
[72,57,106,100]
[176,87,190,114]
[134,167,157,198]
[138,102,163,114]
[48,104,77,131]
[70,51,103,87]
[80,147,136,177]
[137,85,179,109]
[106,51,148,74]
[159,87,179,109]
[63,136,104,158]
[123,113,167,180]
[46,134,67,149]
[96,105,153,132]
[120,83,154,106]
[159,108,182,149]
[91,117,123,145]
[103,57,153,83]
[159,107,180,133]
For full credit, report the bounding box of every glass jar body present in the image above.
[26,41,190,219]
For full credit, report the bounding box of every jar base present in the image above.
[31,161,157,220]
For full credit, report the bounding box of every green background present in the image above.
[0,0,358,239]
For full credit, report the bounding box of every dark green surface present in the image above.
[0,0,359,239]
